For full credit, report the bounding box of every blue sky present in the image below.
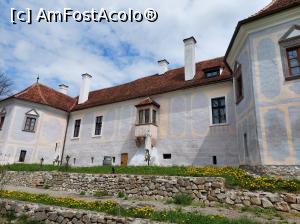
[0,0,271,97]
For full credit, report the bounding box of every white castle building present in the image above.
[0,0,300,167]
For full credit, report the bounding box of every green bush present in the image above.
[117,192,125,198]
[172,193,193,206]
[79,191,86,196]
[94,190,110,197]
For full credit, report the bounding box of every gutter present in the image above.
[60,112,71,165]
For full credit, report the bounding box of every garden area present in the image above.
[0,190,273,224]
[3,164,300,193]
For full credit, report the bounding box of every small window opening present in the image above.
[163,154,171,159]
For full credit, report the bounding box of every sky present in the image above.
[0,0,271,97]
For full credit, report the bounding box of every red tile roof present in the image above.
[12,83,77,112]
[73,57,232,111]
[250,0,300,19]
[135,97,160,108]
[2,57,231,112]
[225,0,300,64]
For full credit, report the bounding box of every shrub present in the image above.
[94,190,110,197]
[79,191,86,196]
[172,193,193,206]
[117,192,125,198]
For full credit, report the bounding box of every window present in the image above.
[234,64,243,103]
[211,97,226,124]
[0,115,5,130]
[24,117,37,132]
[152,110,157,125]
[144,109,150,123]
[287,47,300,77]
[204,68,220,78]
[138,109,152,124]
[212,156,217,165]
[138,110,144,124]
[23,109,39,133]
[19,150,27,162]
[163,154,171,159]
[279,25,300,80]
[73,119,81,138]
[94,116,103,136]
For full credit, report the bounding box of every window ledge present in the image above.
[210,123,229,127]
[285,75,300,81]
[135,123,158,127]
[92,135,102,138]
[22,130,35,133]
[71,137,80,140]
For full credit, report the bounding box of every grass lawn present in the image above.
[0,190,260,224]
[3,163,300,193]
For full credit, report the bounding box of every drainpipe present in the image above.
[60,112,70,165]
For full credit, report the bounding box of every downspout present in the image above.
[60,112,70,165]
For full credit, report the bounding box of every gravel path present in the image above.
[3,185,300,224]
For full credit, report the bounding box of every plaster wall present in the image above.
[64,82,238,167]
[0,99,68,164]
[234,17,300,165]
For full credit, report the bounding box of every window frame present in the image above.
[286,46,300,78]
[204,67,221,78]
[93,115,103,137]
[137,107,158,126]
[0,114,5,131]
[211,97,227,125]
[73,119,81,138]
[234,63,244,104]
[18,150,27,163]
[163,154,172,159]
[23,116,37,133]
[279,25,300,81]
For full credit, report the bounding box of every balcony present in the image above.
[135,123,158,140]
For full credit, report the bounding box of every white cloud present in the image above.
[0,0,271,96]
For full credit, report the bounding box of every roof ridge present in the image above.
[37,84,48,105]
[37,83,76,100]
[14,83,37,98]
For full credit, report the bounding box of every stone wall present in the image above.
[0,199,160,224]
[3,171,300,213]
[241,165,300,179]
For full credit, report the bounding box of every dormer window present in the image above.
[279,25,300,80]
[135,97,160,126]
[204,67,221,78]
[0,108,6,130]
[23,109,39,133]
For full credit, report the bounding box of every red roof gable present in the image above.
[135,97,160,108]
[12,83,77,112]
[73,57,232,111]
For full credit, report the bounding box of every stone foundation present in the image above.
[0,199,160,224]
[3,171,300,213]
[241,166,300,179]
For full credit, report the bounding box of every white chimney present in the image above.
[183,36,197,81]
[79,73,92,104]
[58,84,69,95]
[158,59,169,75]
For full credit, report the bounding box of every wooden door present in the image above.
[121,153,128,166]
